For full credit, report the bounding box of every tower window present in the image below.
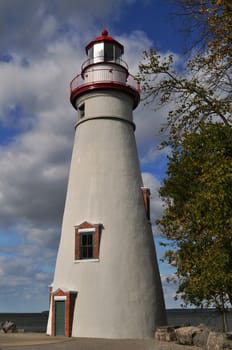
[78,103,85,118]
[80,232,93,259]
[74,222,102,261]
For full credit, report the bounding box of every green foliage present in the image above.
[174,0,232,59]
[138,0,232,331]
[138,0,232,142]
[157,123,232,329]
[138,48,231,142]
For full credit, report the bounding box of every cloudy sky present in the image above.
[0,0,188,312]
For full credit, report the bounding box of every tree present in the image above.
[173,0,232,54]
[158,123,232,331]
[137,0,232,332]
[138,0,231,142]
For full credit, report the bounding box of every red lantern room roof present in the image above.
[85,29,124,54]
[70,28,140,110]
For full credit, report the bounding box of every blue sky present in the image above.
[0,0,189,313]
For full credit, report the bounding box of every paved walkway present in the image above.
[0,333,201,350]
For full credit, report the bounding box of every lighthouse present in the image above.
[47,29,166,338]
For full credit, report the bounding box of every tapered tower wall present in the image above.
[47,29,166,338]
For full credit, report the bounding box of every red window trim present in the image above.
[74,221,101,260]
[141,187,151,221]
[51,289,77,337]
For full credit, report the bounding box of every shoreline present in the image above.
[1,308,232,333]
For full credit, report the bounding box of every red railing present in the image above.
[70,67,140,95]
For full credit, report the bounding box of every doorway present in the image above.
[55,300,65,336]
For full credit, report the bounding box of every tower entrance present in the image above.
[50,289,77,337]
[55,300,65,336]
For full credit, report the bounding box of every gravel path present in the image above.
[0,333,201,350]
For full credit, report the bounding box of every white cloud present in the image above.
[0,0,138,58]
[0,1,174,312]
[140,145,170,165]
[0,22,157,232]
[118,30,153,74]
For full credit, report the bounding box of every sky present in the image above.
[0,0,189,313]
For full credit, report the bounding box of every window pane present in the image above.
[104,42,113,61]
[82,247,87,258]
[88,247,93,258]
[80,232,94,259]
[115,46,122,59]
[82,235,87,246]
[87,234,93,245]
[88,47,93,59]
[94,43,104,62]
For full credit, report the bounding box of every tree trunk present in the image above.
[221,310,228,332]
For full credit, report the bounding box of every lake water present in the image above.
[0,309,231,333]
[0,313,48,333]
[167,309,232,331]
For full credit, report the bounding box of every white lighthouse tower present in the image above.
[47,29,166,338]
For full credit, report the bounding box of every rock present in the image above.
[193,325,210,348]
[175,326,202,345]
[155,326,177,342]
[0,320,17,333]
[206,331,232,350]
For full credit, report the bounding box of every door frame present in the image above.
[51,289,77,337]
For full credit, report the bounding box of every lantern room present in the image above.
[84,29,125,66]
[70,29,140,109]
